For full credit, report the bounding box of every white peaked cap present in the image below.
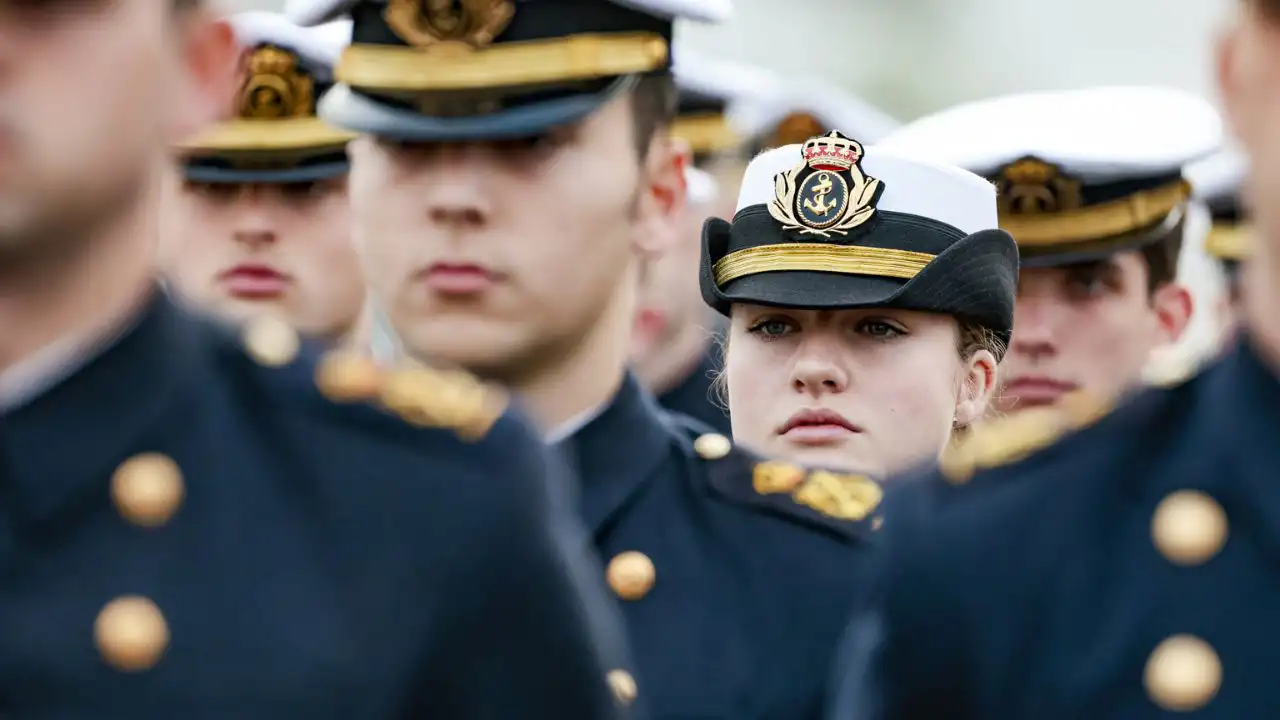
[287,0,730,27]
[735,143,998,235]
[729,76,901,145]
[230,11,350,68]
[1186,146,1248,204]
[877,86,1222,183]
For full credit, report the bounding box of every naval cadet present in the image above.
[631,48,752,435]
[0,0,633,715]
[827,2,1280,714]
[287,0,890,715]
[1188,147,1252,348]
[877,86,1218,414]
[703,132,1015,476]
[162,12,366,348]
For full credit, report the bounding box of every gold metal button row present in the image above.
[95,596,169,672]
[607,551,655,601]
[1151,490,1228,566]
[693,433,731,460]
[112,453,185,527]
[1144,634,1221,711]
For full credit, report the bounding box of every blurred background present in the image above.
[220,0,1238,362]
[224,0,1235,117]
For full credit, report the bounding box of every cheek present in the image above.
[724,339,783,417]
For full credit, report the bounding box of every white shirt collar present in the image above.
[545,401,609,445]
[0,333,98,414]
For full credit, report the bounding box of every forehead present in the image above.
[1018,251,1149,284]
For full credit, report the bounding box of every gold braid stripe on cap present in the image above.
[1204,222,1252,261]
[671,112,742,154]
[1000,180,1191,247]
[179,117,356,154]
[337,33,668,92]
[713,243,936,286]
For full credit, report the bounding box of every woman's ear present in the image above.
[954,348,999,426]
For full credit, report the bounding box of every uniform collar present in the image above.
[0,307,141,414]
[2,290,202,527]
[558,372,677,533]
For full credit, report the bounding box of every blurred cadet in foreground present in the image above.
[878,87,1217,414]
[1188,147,1251,348]
[827,3,1280,713]
[0,2,629,716]
[163,13,367,347]
[289,0,904,715]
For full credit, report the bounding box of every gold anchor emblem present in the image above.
[769,131,883,236]
[803,173,838,216]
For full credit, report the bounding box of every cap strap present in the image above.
[1001,179,1190,246]
[713,242,936,286]
[337,33,668,92]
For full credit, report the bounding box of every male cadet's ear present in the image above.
[1152,281,1195,346]
[631,133,689,259]
[170,15,240,142]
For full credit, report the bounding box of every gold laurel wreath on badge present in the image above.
[768,131,883,238]
[239,46,314,119]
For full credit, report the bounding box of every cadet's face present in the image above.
[1000,254,1188,413]
[1219,2,1280,240]
[0,0,233,254]
[631,193,712,362]
[159,172,365,341]
[348,94,681,380]
[725,305,989,476]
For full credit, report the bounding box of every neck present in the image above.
[633,319,714,396]
[515,276,637,434]
[1244,230,1280,376]
[0,195,156,374]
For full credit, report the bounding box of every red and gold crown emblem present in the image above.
[801,131,863,172]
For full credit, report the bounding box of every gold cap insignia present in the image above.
[995,157,1084,215]
[238,46,315,120]
[384,0,515,50]
[768,112,826,149]
[768,131,884,238]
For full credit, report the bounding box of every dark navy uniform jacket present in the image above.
[828,337,1280,720]
[656,344,732,438]
[560,374,883,718]
[0,292,633,718]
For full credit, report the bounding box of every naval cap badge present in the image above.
[768,130,885,238]
[238,45,315,120]
[384,0,516,50]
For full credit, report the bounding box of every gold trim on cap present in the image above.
[179,117,356,155]
[1204,222,1251,261]
[713,242,936,286]
[671,112,741,154]
[336,33,668,92]
[1000,180,1191,247]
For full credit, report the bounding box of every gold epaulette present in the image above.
[752,460,883,521]
[940,392,1112,484]
[315,351,507,442]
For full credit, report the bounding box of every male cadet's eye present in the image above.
[185,182,238,204]
[279,182,326,203]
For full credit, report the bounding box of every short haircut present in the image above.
[629,72,678,157]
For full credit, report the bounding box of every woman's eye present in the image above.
[856,320,904,338]
[747,318,795,337]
